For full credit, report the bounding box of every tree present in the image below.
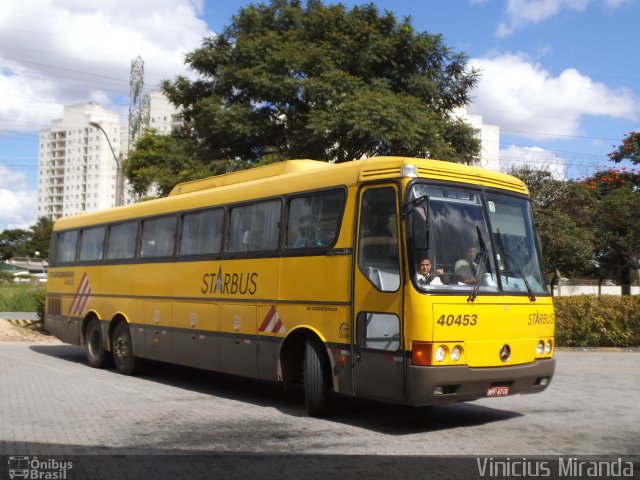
[582,168,640,294]
[508,166,596,277]
[123,130,216,198]
[608,131,640,165]
[27,216,54,258]
[0,229,31,260]
[128,0,480,197]
[0,217,53,260]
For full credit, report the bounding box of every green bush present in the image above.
[554,295,640,347]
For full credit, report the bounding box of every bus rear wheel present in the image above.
[304,337,331,417]
[112,321,140,375]
[85,318,110,368]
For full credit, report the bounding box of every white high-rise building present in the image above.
[148,90,182,134]
[37,102,125,220]
[37,92,179,221]
[453,107,500,171]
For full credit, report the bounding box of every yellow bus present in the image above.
[45,156,555,416]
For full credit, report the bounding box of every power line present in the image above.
[500,129,622,142]
[0,55,130,84]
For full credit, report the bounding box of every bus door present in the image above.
[352,185,405,402]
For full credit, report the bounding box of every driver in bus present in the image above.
[416,258,445,287]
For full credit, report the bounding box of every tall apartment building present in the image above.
[37,102,126,220]
[37,92,179,221]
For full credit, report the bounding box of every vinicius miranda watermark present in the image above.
[477,457,635,478]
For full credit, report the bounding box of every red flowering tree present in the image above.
[608,132,640,165]
[581,168,640,294]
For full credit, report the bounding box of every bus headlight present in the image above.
[545,340,553,354]
[536,340,545,355]
[435,345,447,362]
[451,345,463,362]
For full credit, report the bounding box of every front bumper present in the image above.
[407,358,556,406]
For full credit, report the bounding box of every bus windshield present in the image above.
[408,184,548,296]
[485,192,548,295]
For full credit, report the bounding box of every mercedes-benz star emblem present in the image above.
[500,344,511,362]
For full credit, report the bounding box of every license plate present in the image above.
[486,385,511,397]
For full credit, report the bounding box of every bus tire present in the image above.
[304,337,330,417]
[112,321,140,375]
[85,318,110,368]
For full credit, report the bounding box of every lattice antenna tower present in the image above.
[128,55,149,150]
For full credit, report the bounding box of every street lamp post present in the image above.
[89,121,124,207]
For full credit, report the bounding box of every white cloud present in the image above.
[0,166,37,230]
[0,0,212,132]
[500,145,568,179]
[0,0,211,231]
[469,53,639,137]
[497,0,633,36]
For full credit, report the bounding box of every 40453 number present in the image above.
[436,314,478,327]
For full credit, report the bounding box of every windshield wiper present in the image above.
[401,194,428,218]
[495,229,511,284]
[495,230,536,302]
[467,226,489,303]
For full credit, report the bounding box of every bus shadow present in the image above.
[324,395,523,434]
[30,344,85,363]
[30,344,522,434]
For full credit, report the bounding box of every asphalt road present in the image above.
[0,343,638,479]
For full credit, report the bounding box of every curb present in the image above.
[556,347,640,353]
[7,319,37,327]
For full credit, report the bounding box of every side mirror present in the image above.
[411,203,429,250]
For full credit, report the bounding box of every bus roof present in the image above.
[53,157,527,231]
[168,159,328,196]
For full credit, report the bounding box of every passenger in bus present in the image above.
[292,226,310,248]
[416,258,445,287]
[454,246,479,284]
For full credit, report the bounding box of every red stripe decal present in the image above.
[273,319,283,333]
[259,306,276,332]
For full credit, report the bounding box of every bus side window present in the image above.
[286,190,344,249]
[139,216,177,258]
[356,312,400,351]
[106,221,138,260]
[78,226,105,261]
[179,208,223,255]
[228,200,281,253]
[57,230,79,263]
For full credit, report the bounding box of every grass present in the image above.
[0,283,45,312]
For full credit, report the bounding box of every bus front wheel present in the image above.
[85,318,110,368]
[112,321,140,375]
[304,337,330,417]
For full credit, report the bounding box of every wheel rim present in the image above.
[114,333,129,362]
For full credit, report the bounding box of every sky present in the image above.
[0,0,639,231]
